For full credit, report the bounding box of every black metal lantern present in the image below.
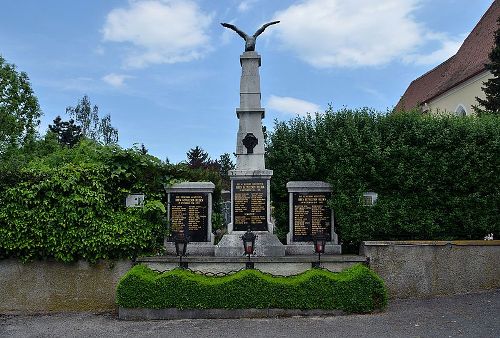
[241,227,257,269]
[312,231,327,268]
[174,232,189,268]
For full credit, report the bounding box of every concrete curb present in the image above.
[118,307,345,320]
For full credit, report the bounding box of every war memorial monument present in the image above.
[164,21,341,262]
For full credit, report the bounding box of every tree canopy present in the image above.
[0,55,42,154]
[48,116,82,147]
[475,18,500,115]
[66,95,119,145]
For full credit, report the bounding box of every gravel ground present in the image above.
[1,289,499,338]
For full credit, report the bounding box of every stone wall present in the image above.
[0,259,132,313]
[2,241,499,313]
[361,241,500,299]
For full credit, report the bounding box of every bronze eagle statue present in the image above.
[221,21,280,51]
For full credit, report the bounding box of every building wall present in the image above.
[362,240,500,299]
[427,71,491,115]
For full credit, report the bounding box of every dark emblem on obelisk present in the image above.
[221,21,280,52]
[242,133,258,154]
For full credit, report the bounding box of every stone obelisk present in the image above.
[215,21,285,256]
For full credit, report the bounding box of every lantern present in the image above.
[241,227,257,269]
[312,231,327,268]
[174,232,189,268]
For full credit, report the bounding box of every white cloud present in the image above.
[102,73,132,87]
[271,0,464,68]
[238,0,258,13]
[268,95,320,116]
[403,33,466,65]
[102,0,213,68]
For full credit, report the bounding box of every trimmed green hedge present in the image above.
[116,264,387,313]
[267,109,500,247]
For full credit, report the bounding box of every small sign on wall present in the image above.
[363,192,378,206]
[126,194,145,208]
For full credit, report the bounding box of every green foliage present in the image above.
[48,116,83,147]
[116,264,387,313]
[475,17,500,116]
[0,141,169,262]
[0,55,42,154]
[267,108,500,246]
[0,139,229,262]
[66,95,119,145]
[217,152,235,190]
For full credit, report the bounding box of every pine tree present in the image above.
[474,17,500,116]
[48,116,82,147]
[186,146,210,169]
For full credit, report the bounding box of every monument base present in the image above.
[164,240,215,256]
[215,232,285,257]
[285,243,342,255]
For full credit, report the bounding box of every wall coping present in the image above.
[362,240,500,247]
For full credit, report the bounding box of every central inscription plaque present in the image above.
[170,193,208,242]
[233,179,267,231]
[292,192,332,242]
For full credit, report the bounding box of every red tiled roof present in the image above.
[395,0,500,111]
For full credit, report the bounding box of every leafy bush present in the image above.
[0,159,166,263]
[0,139,228,262]
[267,109,500,247]
[116,264,387,313]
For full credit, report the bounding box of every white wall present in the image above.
[427,71,491,116]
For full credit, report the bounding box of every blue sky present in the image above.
[0,0,493,163]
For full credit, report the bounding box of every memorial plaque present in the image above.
[170,193,208,242]
[233,179,267,231]
[292,192,332,242]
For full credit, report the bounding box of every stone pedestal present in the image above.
[215,51,284,256]
[164,182,215,256]
[285,181,341,255]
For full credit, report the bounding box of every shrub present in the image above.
[116,264,387,313]
[0,161,166,263]
[0,140,227,262]
[267,109,500,247]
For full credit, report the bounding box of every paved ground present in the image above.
[1,289,499,338]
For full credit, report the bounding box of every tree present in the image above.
[217,153,235,189]
[66,95,118,144]
[474,18,500,116]
[0,55,42,154]
[48,116,82,147]
[186,146,210,169]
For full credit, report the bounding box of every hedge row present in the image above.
[0,162,166,263]
[116,264,387,313]
[266,110,500,247]
[0,139,227,263]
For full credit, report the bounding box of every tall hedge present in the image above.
[266,109,500,247]
[0,141,167,262]
[0,139,225,262]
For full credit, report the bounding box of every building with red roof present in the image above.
[396,0,499,115]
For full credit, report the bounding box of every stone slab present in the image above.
[215,232,285,257]
[286,243,342,255]
[164,241,215,256]
[286,181,332,192]
[164,181,215,193]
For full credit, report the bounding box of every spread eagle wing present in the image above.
[220,23,249,40]
[253,21,280,38]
